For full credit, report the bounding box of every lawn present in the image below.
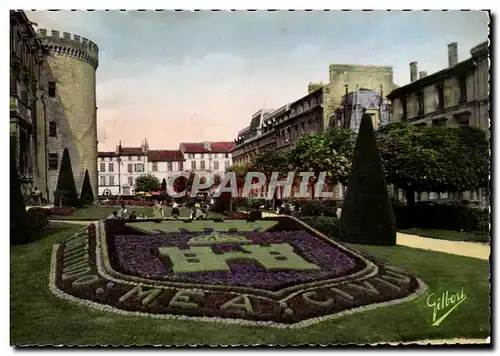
[399,228,489,243]
[11,222,490,345]
[50,205,222,221]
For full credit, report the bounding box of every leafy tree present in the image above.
[376,122,489,210]
[135,173,160,192]
[288,128,356,196]
[55,148,80,207]
[160,178,167,192]
[80,169,94,204]
[250,150,291,206]
[10,142,31,245]
[339,114,396,246]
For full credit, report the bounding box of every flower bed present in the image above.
[101,199,155,207]
[112,230,358,291]
[50,206,76,216]
[49,218,426,328]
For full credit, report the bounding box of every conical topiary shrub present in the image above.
[338,114,396,246]
[160,178,167,192]
[55,148,80,208]
[80,169,94,205]
[10,143,31,245]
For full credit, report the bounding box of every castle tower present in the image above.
[38,29,99,202]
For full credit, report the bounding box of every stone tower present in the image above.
[38,29,99,202]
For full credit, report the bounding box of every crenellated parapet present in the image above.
[37,29,99,68]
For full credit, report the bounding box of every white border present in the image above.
[48,224,428,331]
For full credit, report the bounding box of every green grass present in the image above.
[11,223,490,345]
[399,228,490,243]
[130,219,278,234]
[51,205,222,220]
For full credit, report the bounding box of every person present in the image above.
[32,187,41,205]
[117,204,128,219]
[129,211,137,220]
[193,206,206,220]
[107,211,118,219]
[171,201,180,219]
[152,200,164,219]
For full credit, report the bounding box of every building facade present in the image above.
[10,10,47,199]
[388,41,489,131]
[39,28,99,202]
[97,141,233,196]
[332,87,391,132]
[387,41,489,203]
[275,88,324,151]
[232,108,284,166]
[179,142,235,176]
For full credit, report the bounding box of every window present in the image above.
[436,84,445,110]
[213,161,219,170]
[225,153,229,158]
[109,176,115,186]
[458,75,467,103]
[200,153,204,159]
[200,160,206,170]
[167,162,172,171]
[134,163,144,172]
[100,176,106,186]
[128,156,132,161]
[188,153,194,159]
[137,156,141,161]
[48,82,56,98]
[128,176,134,186]
[401,97,408,120]
[152,162,158,171]
[100,163,106,172]
[127,163,133,173]
[225,160,230,169]
[179,161,183,171]
[49,121,57,137]
[417,91,424,115]
[108,162,114,172]
[48,153,58,170]
[191,161,196,170]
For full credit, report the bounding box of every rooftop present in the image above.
[180,142,235,153]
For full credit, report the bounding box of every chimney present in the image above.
[345,84,349,96]
[448,42,458,67]
[115,141,122,154]
[419,71,428,79]
[410,62,418,82]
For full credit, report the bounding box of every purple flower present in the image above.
[112,230,357,291]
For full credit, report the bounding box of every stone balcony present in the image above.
[10,96,32,125]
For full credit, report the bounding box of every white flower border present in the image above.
[49,223,429,329]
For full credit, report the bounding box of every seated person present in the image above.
[116,204,128,219]
[106,211,118,219]
[129,211,137,220]
[193,207,206,220]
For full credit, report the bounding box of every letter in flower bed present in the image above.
[111,230,359,291]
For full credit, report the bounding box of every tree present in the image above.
[80,169,94,205]
[376,122,489,211]
[339,114,396,246]
[288,128,356,196]
[55,148,80,208]
[250,150,291,206]
[135,173,160,192]
[10,142,31,245]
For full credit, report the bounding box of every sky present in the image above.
[26,10,489,151]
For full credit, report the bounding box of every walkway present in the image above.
[259,211,490,261]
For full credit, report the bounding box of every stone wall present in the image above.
[322,65,396,129]
[41,30,99,202]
